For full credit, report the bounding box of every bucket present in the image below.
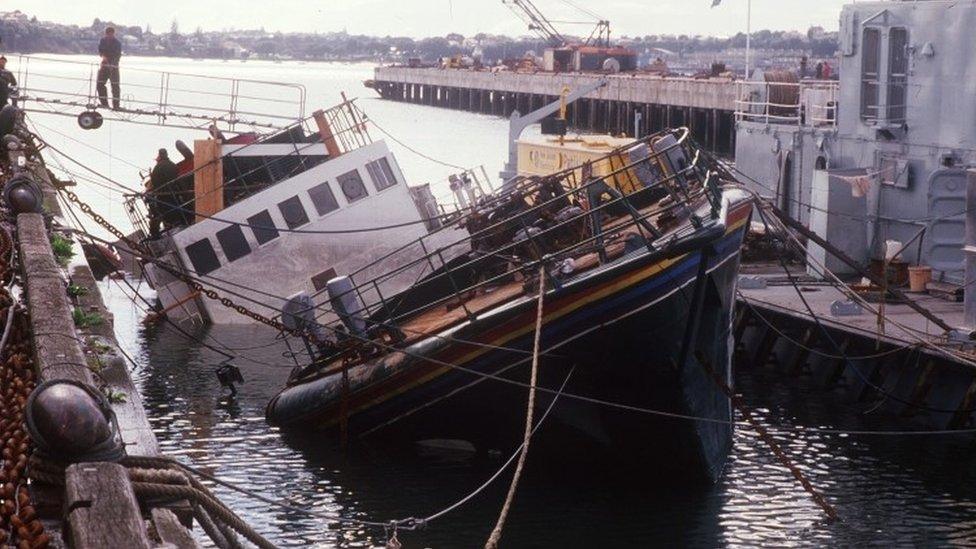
[908,265,932,292]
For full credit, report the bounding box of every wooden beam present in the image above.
[313,109,342,157]
[151,508,202,549]
[193,139,223,224]
[65,463,152,549]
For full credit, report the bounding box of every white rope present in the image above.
[485,267,546,549]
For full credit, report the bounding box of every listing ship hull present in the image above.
[268,198,752,481]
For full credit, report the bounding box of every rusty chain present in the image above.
[58,189,300,337]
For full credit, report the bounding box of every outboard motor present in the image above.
[326,276,368,338]
[283,292,336,364]
[282,292,329,343]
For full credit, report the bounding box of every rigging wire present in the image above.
[753,204,976,414]
[92,219,976,435]
[368,118,470,171]
[38,125,976,436]
[55,197,295,368]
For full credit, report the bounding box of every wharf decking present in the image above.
[9,140,200,547]
[369,66,738,155]
[736,264,976,428]
[737,270,969,353]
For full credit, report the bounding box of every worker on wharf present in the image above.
[0,55,16,106]
[96,26,122,110]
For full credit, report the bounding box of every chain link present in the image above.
[59,189,300,336]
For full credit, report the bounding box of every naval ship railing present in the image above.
[735,79,838,127]
[11,54,307,131]
[305,128,727,342]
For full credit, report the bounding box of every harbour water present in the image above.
[23,56,976,547]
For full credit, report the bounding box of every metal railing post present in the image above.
[436,249,475,320]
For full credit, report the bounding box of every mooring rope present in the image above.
[698,351,839,522]
[485,266,546,549]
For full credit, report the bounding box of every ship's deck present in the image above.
[736,263,973,360]
[397,197,706,345]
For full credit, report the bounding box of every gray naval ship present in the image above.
[735,0,975,292]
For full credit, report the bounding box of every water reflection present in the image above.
[98,278,976,548]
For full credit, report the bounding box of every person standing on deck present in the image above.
[96,27,122,110]
[0,56,16,106]
[146,148,179,238]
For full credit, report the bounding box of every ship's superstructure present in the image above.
[132,100,480,325]
[735,0,975,282]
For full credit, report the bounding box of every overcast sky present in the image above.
[15,0,849,38]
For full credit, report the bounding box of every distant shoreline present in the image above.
[1,50,388,65]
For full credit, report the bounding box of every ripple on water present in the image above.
[99,278,976,547]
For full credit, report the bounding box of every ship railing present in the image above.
[432,166,496,218]
[11,54,307,131]
[306,129,726,338]
[140,97,375,227]
[124,194,153,240]
[735,79,839,127]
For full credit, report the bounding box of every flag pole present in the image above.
[745,0,752,79]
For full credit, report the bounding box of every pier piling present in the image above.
[368,67,738,154]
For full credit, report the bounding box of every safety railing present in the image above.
[123,97,383,243]
[433,166,495,217]
[735,79,839,127]
[300,128,727,353]
[11,54,307,131]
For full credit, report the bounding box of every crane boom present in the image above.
[503,0,567,46]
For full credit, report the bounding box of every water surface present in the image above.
[17,55,976,547]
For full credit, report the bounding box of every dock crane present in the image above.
[499,76,609,184]
[502,0,613,48]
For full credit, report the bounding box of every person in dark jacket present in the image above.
[146,148,180,237]
[0,56,16,106]
[96,27,122,110]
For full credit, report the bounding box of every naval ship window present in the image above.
[216,225,251,262]
[308,182,339,216]
[277,196,310,229]
[337,169,368,203]
[185,238,220,275]
[860,28,881,122]
[887,28,909,123]
[247,210,279,245]
[366,158,398,191]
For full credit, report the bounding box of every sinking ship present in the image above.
[265,128,753,481]
[129,99,477,325]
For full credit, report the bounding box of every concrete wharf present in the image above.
[0,114,271,548]
[369,66,739,155]
[736,265,976,431]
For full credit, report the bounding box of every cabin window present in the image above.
[337,170,368,203]
[185,238,220,275]
[887,27,908,123]
[277,196,310,229]
[366,158,398,191]
[860,28,881,121]
[308,182,339,216]
[247,210,279,244]
[216,225,251,262]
